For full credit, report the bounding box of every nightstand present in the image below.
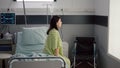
[0,39,13,68]
[0,53,12,68]
[0,39,13,54]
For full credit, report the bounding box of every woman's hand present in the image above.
[54,48,59,56]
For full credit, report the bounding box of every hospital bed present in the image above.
[9,27,69,68]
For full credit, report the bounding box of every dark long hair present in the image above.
[47,15,61,35]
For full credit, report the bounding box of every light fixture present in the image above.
[14,0,56,2]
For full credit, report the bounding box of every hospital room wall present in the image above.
[0,0,94,15]
[0,0,95,59]
[94,0,120,68]
[94,0,108,67]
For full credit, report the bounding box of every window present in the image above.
[109,0,120,60]
[16,0,55,2]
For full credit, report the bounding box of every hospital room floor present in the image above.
[75,61,94,68]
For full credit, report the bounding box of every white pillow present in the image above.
[22,27,48,45]
[15,32,45,55]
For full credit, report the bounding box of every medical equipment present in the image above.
[0,13,15,24]
[72,37,97,68]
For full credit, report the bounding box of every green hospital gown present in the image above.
[43,28,70,68]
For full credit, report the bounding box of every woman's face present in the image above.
[57,19,62,28]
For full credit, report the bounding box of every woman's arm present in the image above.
[49,29,60,56]
[54,48,59,56]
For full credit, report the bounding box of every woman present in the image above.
[43,16,70,68]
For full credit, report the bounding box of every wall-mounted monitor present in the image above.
[0,13,15,24]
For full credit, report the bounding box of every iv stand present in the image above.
[23,0,27,26]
